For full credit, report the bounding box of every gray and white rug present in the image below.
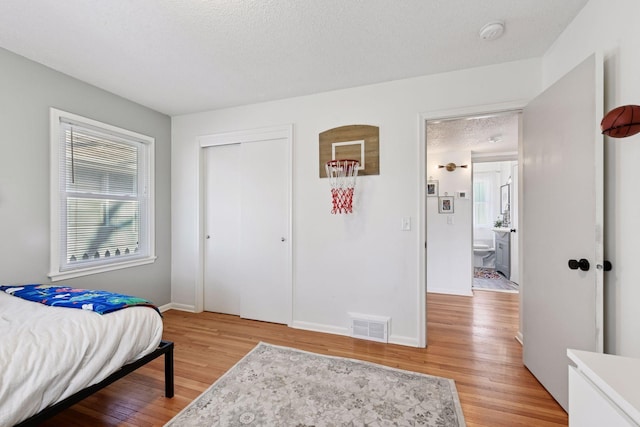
[165,342,465,426]
[473,268,519,292]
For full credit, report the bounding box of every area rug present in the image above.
[474,267,502,279]
[165,342,466,426]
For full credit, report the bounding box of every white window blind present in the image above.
[473,171,494,227]
[50,109,155,280]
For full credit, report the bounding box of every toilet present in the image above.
[473,242,495,268]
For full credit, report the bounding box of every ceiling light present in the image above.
[479,21,505,41]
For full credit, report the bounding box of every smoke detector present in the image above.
[488,134,503,144]
[479,21,505,41]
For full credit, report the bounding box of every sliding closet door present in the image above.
[202,125,292,325]
[203,144,242,315]
[239,137,290,324]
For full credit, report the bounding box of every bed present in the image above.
[0,286,174,426]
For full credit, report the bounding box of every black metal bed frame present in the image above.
[14,340,174,427]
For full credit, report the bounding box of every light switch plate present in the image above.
[401,217,411,231]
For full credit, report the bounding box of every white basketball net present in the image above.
[325,159,360,214]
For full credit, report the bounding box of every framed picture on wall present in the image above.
[438,196,454,214]
[426,180,439,197]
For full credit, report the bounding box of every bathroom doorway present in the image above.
[425,110,521,296]
[472,159,519,293]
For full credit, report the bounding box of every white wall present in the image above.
[541,0,640,357]
[172,58,541,346]
[426,150,473,295]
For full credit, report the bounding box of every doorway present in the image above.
[421,105,524,346]
[421,54,603,408]
[472,159,519,293]
[425,110,520,294]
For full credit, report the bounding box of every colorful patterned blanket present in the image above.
[0,284,160,315]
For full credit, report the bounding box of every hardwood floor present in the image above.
[42,290,567,426]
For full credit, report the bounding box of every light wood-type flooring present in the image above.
[42,290,567,426]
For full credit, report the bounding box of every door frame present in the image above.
[418,100,527,346]
[194,124,294,325]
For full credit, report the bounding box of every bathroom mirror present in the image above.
[500,184,510,214]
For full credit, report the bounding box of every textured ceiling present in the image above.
[0,0,588,116]
[427,112,520,155]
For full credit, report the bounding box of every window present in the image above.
[473,171,495,227]
[49,109,155,281]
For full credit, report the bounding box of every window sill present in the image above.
[49,256,157,282]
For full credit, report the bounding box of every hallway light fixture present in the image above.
[438,163,468,172]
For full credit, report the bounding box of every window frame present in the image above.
[473,171,496,228]
[49,108,156,281]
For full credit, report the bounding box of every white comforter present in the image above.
[0,291,163,426]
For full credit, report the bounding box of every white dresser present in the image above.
[568,349,640,426]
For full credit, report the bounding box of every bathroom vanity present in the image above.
[493,228,510,279]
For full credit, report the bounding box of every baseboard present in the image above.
[290,320,350,337]
[427,288,473,297]
[163,302,196,313]
[292,321,420,348]
[157,303,172,313]
[515,331,524,345]
[388,335,419,347]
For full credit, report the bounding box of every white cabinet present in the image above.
[494,230,510,279]
[568,349,640,426]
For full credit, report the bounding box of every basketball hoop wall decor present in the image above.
[325,159,359,214]
[319,125,379,177]
[320,125,378,214]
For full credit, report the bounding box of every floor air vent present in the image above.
[349,313,390,343]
